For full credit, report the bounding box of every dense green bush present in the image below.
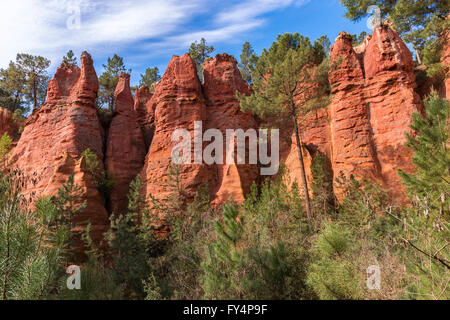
[0,172,85,300]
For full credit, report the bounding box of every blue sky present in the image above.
[0,0,369,87]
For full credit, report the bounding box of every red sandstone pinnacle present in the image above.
[134,86,155,148]
[76,51,99,102]
[114,73,134,114]
[290,24,423,203]
[328,31,382,190]
[105,73,146,216]
[203,53,258,204]
[140,53,209,211]
[363,24,423,202]
[10,51,108,245]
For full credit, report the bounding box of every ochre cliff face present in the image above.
[105,73,146,216]
[363,25,422,201]
[328,31,381,187]
[203,53,259,204]
[134,86,154,149]
[289,25,423,203]
[140,53,209,209]
[9,52,109,242]
[0,107,21,141]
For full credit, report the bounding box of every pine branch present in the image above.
[400,236,450,270]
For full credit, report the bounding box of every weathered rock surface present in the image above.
[0,107,21,141]
[363,25,422,201]
[328,31,381,188]
[140,53,209,210]
[134,86,155,149]
[203,53,259,204]
[10,52,109,241]
[44,152,108,252]
[289,25,423,203]
[105,73,146,216]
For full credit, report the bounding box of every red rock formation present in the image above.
[10,52,109,242]
[44,152,108,251]
[105,73,146,216]
[5,23,429,228]
[203,53,259,204]
[134,86,155,148]
[328,31,381,188]
[0,107,21,141]
[363,25,422,201]
[140,53,209,210]
[283,142,314,196]
[292,25,423,203]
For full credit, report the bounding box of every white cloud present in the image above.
[143,0,310,52]
[0,0,310,69]
[0,0,201,67]
[216,0,309,24]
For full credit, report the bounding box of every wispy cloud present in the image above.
[0,0,201,66]
[216,0,307,24]
[0,0,310,69]
[142,0,310,51]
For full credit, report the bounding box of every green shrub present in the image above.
[81,148,115,201]
[0,172,85,300]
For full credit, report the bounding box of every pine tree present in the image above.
[63,50,77,65]
[0,54,50,112]
[396,92,450,299]
[0,62,26,112]
[399,92,449,202]
[98,54,129,110]
[139,67,161,91]
[351,31,368,46]
[238,33,330,224]
[15,54,51,111]
[0,172,85,300]
[238,42,259,83]
[310,152,335,219]
[201,203,245,299]
[106,175,151,299]
[81,148,115,202]
[189,38,214,79]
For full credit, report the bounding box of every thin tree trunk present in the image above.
[12,92,19,112]
[408,19,422,65]
[33,79,37,111]
[292,116,312,225]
